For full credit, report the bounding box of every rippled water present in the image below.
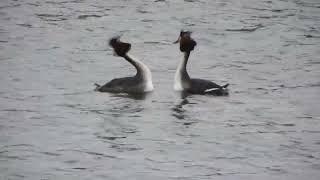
[1,0,320,179]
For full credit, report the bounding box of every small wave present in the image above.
[175,132,200,138]
[27,3,41,7]
[232,60,264,65]
[271,9,287,13]
[45,0,84,5]
[72,167,87,170]
[295,1,320,8]
[138,138,175,144]
[0,155,26,160]
[143,41,169,45]
[16,23,32,28]
[200,171,257,177]
[226,24,264,32]
[183,122,197,126]
[89,5,111,11]
[2,144,34,148]
[266,167,287,174]
[54,168,74,173]
[304,34,320,38]
[0,4,20,9]
[36,13,67,22]
[60,90,93,96]
[137,9,151,14]
[36,13,64,18]
[297,116,313,119]
[263,12,295,20]
[228,100,245,105]
[96,135,126,141]
[145,157,175,164]
[0,150,8,154]
[240,130,297,135]
[302,130,320,134]
[75,48,107,51]
[110,144,143,152]
[141,19,154,22]
[245,7,289,13]
[294,153,317,159]
[40,151,61,156]
[212,156,247,160]
[277,83,320,90]
[64,160,78,164]
[58,149,120,159]
[279,123,295,127]
[78,14,104,19]
[184,22,196,27]
[0,109,37,113]
[9,174,25,179]
[36,46,60,51]
[109,106,144,114]
[251,15,279,19]
[85,151,118,158]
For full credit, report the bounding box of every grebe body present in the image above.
[95,37,153,94]
[174,31,229,96]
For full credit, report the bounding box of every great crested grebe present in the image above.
[173,31,229,96]
[95,36,153,93]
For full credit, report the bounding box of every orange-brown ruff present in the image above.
[174,31,229,96]
[95,37,153,93]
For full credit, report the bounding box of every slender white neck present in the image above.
[124,53,154,91]
[174,52,191,91]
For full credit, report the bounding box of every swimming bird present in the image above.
[173,31,229,96]
[95,36,153,93]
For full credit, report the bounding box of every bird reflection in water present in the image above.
[171,91,198,127]
[111,92,151,100]
[95,93,148,144]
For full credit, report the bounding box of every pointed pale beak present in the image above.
[173,36,180,44]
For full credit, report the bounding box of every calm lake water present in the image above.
[1,0,320,179]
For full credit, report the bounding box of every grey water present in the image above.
[1,0,320,179]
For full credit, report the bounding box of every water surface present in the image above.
[1,0,320,179]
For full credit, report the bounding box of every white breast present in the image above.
[174,70,184,91]
[139,60,153,92]
[144,79,154,92]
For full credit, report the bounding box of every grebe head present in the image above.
[109,36,131,57]
[173,30,197,52]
